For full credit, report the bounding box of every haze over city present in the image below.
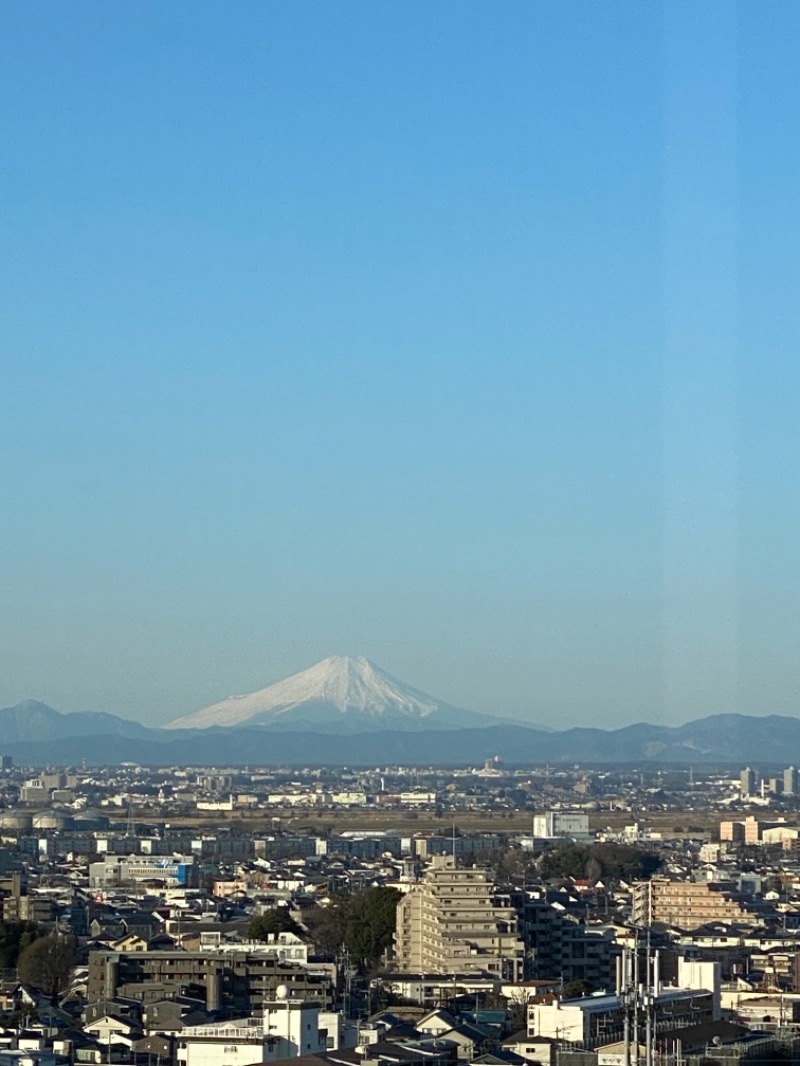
[3,3,800,730]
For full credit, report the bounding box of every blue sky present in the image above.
[2,2,799,729]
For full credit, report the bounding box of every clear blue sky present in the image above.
[2,2,799,728]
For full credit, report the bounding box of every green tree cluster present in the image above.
[248,909,302,941]
[0,921,40,970]
[539,842,661,882]
[346,886,401,964]
[305,886,401,972]
[17,934,77,1004]
[561,979,593,999]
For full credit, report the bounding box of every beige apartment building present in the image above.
[631,878,758,929]
[393,855,525,980]
[720,815,791,845]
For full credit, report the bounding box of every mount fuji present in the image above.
[165,655,501,733]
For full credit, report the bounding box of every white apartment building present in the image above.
[177,993,331,1066]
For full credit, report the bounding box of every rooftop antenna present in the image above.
[633,928,640,1066]
[644,928,653,1066]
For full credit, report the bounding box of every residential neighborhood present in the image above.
[0,758,799,1066]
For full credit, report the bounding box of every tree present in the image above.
[17,935,77,1005]
[538,842,661,883]
[345,887,401,969]
[538,844,590,880]
[588,843,661,881]
[562,979,592,999]
[491,846,534,885]
[0,921,40,969]
[248,909,301,941]
[305,887,401,972]
[304,892,353,955]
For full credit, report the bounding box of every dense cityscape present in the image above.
[4,6,795,1066]
[0,757,799,1066]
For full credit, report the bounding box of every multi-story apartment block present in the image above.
[393,856,524,981]
[719,816,788,846]
[88,951,333,1013]
[740,768,757,797]
[631,879,759,929]
[514,887,615,988]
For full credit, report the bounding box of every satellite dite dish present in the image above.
[275,984,290,1000]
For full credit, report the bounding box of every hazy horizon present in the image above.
[2,649,797,732]
[4,3,800,731]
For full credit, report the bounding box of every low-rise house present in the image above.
[499,1032,554,1066]
[83,1015,142,1048]
[177,996,328,1066]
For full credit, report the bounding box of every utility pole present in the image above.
[621,931,657,1066]
[644,931,654,1066]
[633,931,640,1066]
[621,946,632,1066]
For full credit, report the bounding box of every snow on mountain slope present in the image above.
[165,655,499,732]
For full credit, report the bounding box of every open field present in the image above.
[105,806,722,838]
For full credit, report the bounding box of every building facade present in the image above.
[515,887,615,987]
[532,811,591,841]
[88,950,333,1013]
[177,996,329,1066]
[393,856,524,981]
[631,879,758,929]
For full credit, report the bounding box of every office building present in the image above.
[532,811,591,841]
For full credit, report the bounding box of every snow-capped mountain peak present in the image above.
[165,655,498,732]
[263,655,437,715]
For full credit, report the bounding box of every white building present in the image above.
[89,854,197,887]
[197,798,235,812]
[84,1015,140,1047]
[177,991,329,1066]
[378,973,500,1006]
[533,811,591,841]
[196,931,309,965]
[528,960,721,1048]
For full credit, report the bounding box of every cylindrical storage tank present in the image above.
[206,969,221,1012]
[0,812,34,831]
[105,957,119,1000]
[72,810,110,830]
[32,811,72,831]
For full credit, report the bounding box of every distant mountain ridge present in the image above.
[0,699,152,743]
[4,659,800,766]
[1,703,799,767]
